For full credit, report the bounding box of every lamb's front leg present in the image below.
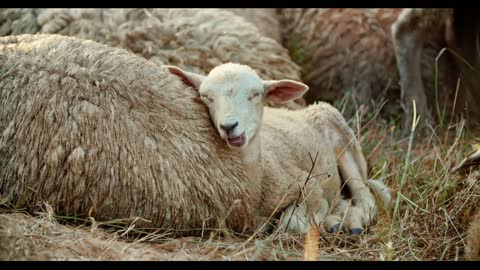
[337,149,377,235]
[278,188,330,233]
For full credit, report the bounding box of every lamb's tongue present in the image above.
[228,133,246,146]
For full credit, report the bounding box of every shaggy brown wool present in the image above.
[279,9,457,123]
[388,8,480,130]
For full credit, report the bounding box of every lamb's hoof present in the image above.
[350,228,363,235]
[329,223,341,233]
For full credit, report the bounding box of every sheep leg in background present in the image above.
[391,8,433,127]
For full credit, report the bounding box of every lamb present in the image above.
[165,62,390,234]
[0,8,305,109]
[0,34,266,234]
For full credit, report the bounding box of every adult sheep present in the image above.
[0,8,305,109]
[391,8,480,129]
[226,9,282,43]
[0,34,261,234]
[166,63,391,234]
[278,8,457,128]
[278,9,401,108]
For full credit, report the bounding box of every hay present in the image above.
[0,212,190,260]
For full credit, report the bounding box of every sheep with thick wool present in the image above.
[0,34,264,234]
[391,8,480,128]
[278,8,457,126]
[226,9,282,43]
[166,62,390,234]
[0,8,305,109]
[278,9,402,107]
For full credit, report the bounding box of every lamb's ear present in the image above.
[263,79,309,103]
[164,65,205,90]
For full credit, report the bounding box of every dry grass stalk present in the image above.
[303,225,320,261]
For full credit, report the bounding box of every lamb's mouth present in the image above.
[227,133,246,147]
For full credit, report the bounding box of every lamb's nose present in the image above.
[220,122,238,134]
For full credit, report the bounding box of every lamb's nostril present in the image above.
[220,122,238,134]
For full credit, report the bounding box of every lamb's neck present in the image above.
[239,134,263,181]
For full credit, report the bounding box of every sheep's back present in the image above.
[0,8,305,109]
[226,9,282,43]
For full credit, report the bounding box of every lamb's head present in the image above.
[166,63,308,149]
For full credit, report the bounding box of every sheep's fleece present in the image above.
[226,9,282,43]
[0,34,264,234]
[0,8,301,82]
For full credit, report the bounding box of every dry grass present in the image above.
[1,99,478,260]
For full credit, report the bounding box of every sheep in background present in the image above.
[0,34,265,234]
[0,8,305,109]
[390,9,452,125]
[166,62,390,234]
[279,9,401,110]
[278,8,459,128]
[392,8,480,129]
[226,9,282,43]
[393,9,480,260]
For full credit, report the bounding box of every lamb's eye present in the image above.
[200,94,213,102]
[248,92,262,101]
